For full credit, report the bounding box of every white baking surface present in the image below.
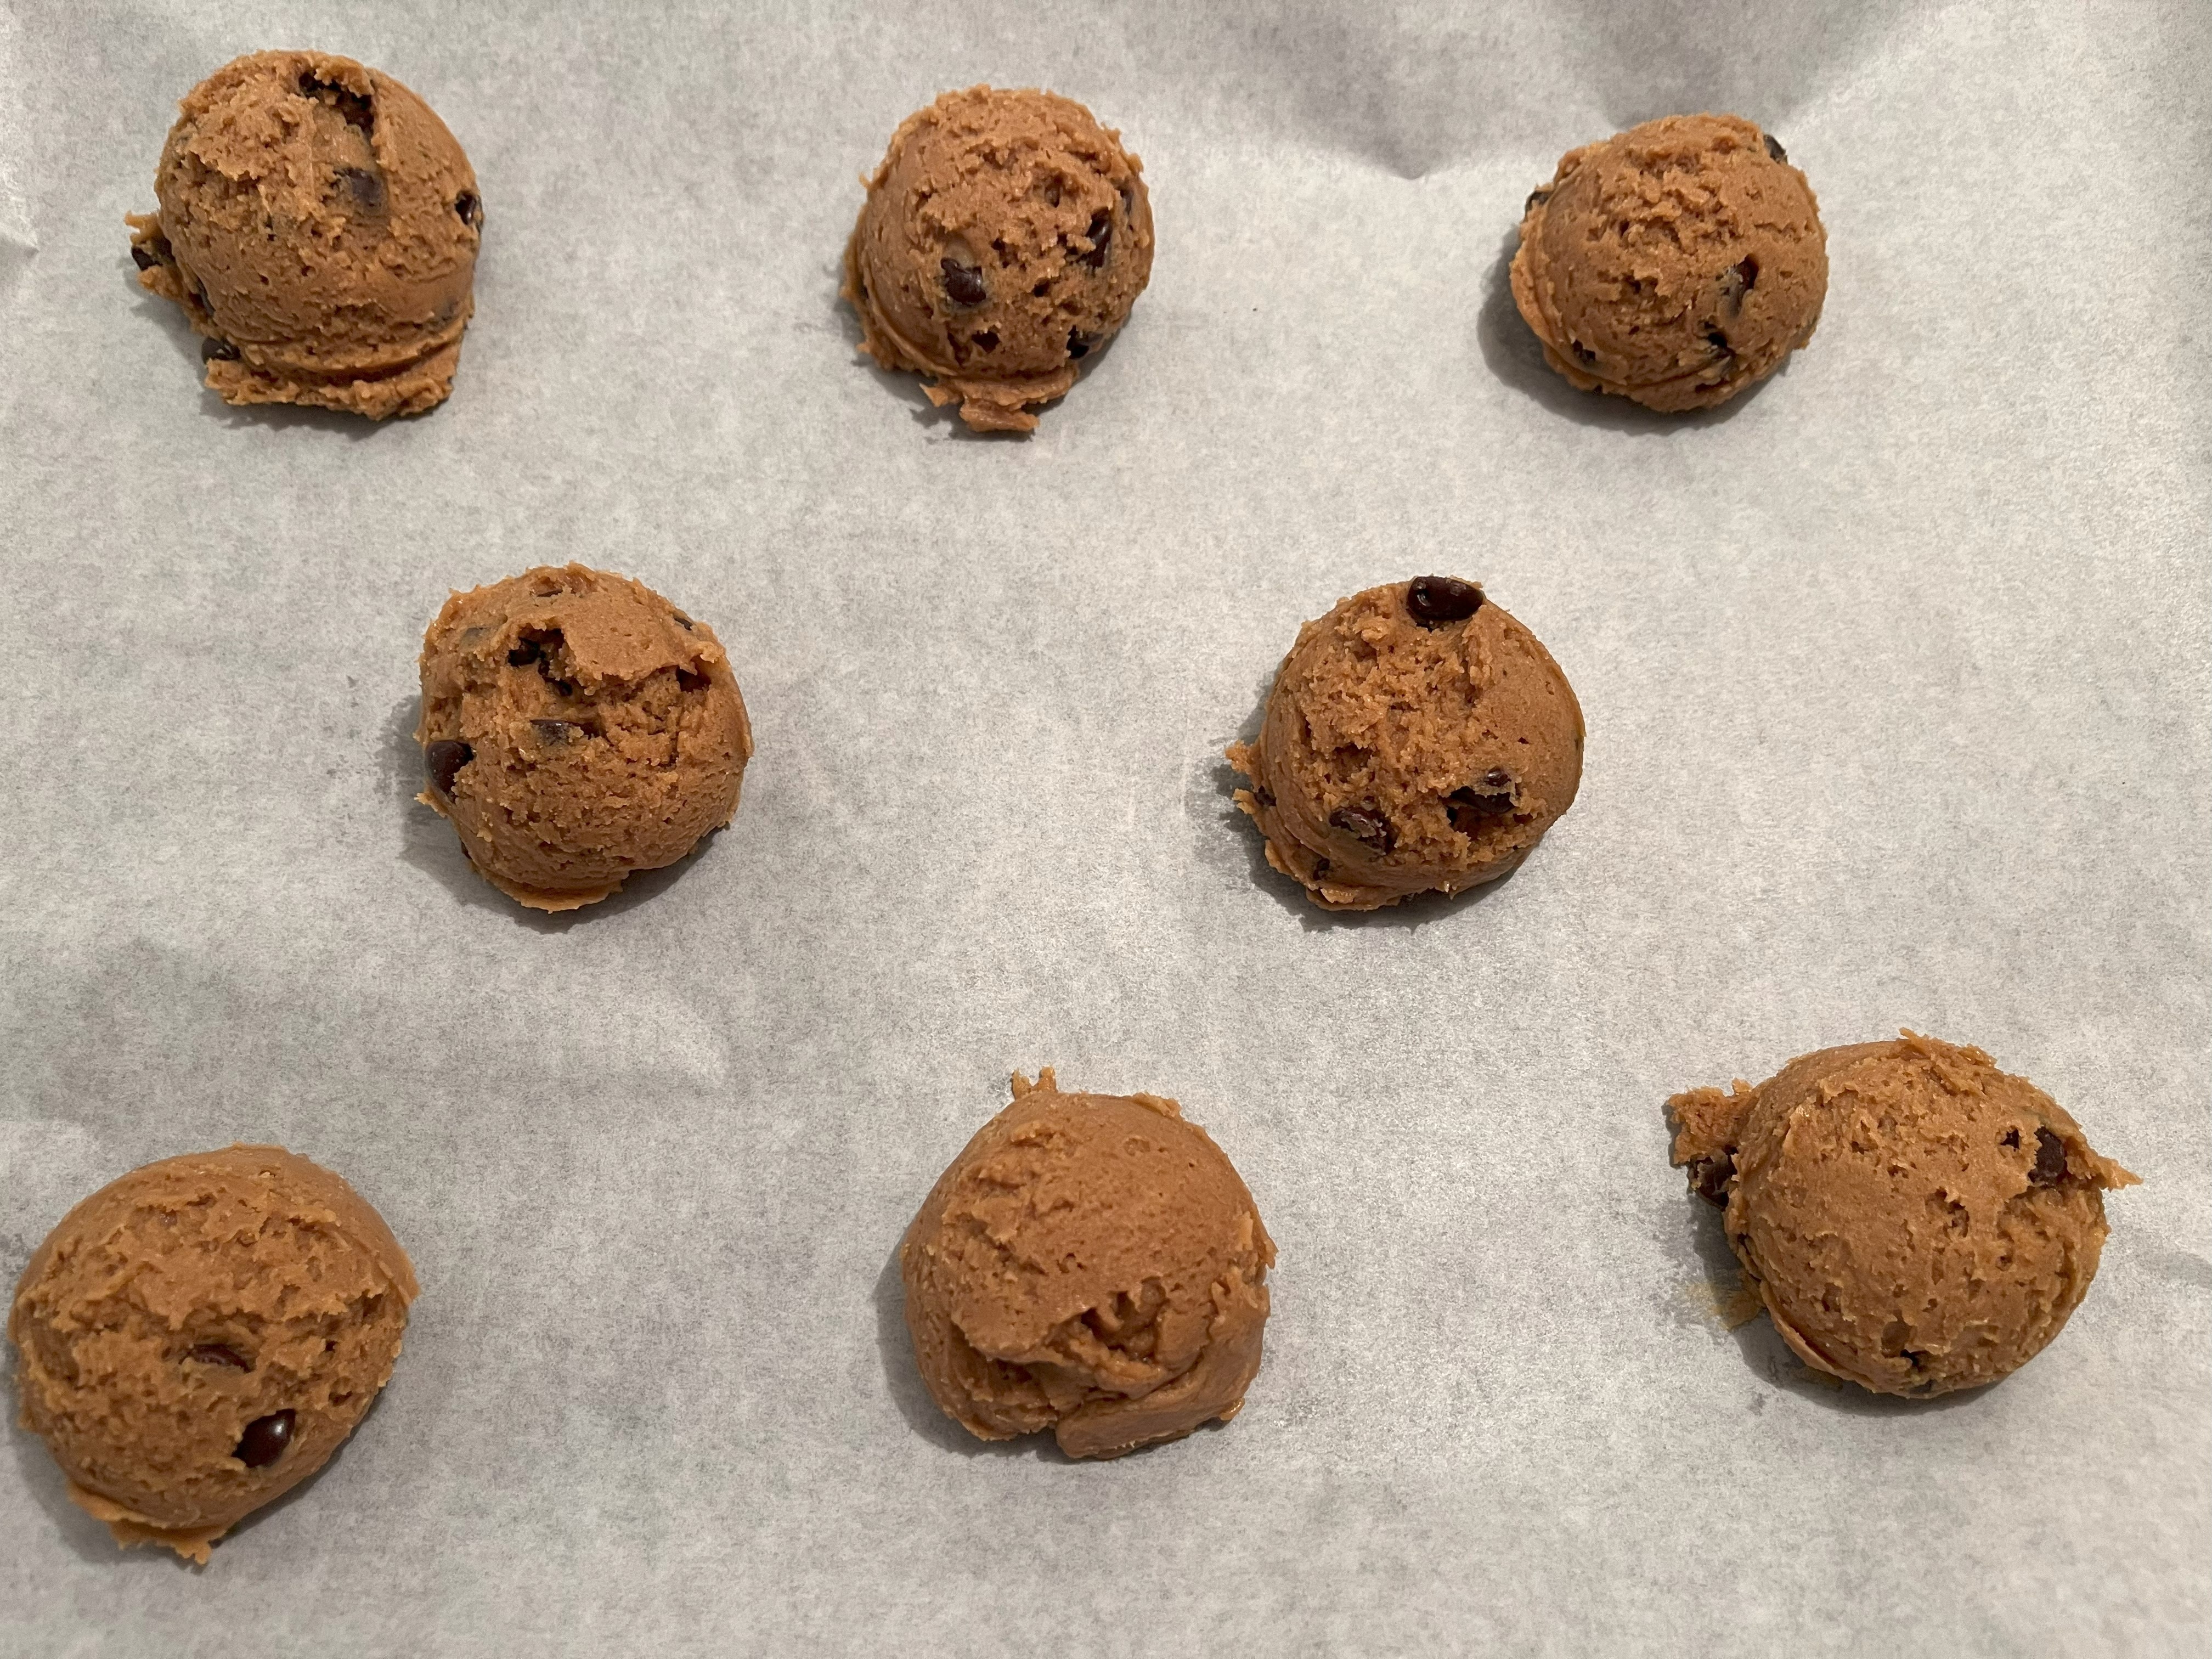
[2,1,2207,1653]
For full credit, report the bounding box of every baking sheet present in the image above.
[2,1,2207,1652]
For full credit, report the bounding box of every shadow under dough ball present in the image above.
[843,84,1155,432]
[901,1070,1274,1459]
[415,564,754,912]
[8,1147,417,1564]
[1510,114,1825,412]
[127,49,482,419]
[1669,1032,2139,1397]
[1228,577,1584,911]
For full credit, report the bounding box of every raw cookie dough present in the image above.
[415,564,753,912]
[1228,577,1584,911]
[901,1070,1274,1459]
[1668,1032,2139,1397]
[127,50,482,419]
[1510,114,1825,413]
[843,86,1154,433]
[9,1146,417,1564]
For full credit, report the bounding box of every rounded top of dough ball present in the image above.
[901,1070,1273,1459]
[1669,1033,2138,1396]
[1511,114,1825,411]
[844,86,1154,432]
[415,563,754,912]
[8,1146,417,1561]
[143,50,480,405]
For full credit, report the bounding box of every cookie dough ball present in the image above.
[127,50,482,419]
[901,1070,1274,1459]
[1510,114,1825,413]
[9,1147,417,1564]
[415,565,753,912]
[1228,578,1584,912]
[1668,1033,2139,1397]
[843,85,1154,433]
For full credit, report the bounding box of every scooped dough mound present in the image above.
[1228,577,1584,911]
[127,50,482,418]
[1510,113,1825,412]
[843,85,1154,432]
[415,565,753,912]
[1668,1032,2139,1397]
[8,1146,417,1564]
[900,1070,1274,1459]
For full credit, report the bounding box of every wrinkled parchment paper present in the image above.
[2,2,2205,1653]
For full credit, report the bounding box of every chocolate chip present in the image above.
[298,73,373,134]
[1406,575,1484,628]
[1763,133,1787,163]
[1568,339,1598,365]
[1328,806,1396,854]
[672,613,695,631]
[550,678,576,698]
[454,190,480,226]
[131,245,157,271]
[336,166,386,213]
[234,1409,296,1469]
[187,1344,250,1370]
[1066,330,1092,360]
[1688,1150,1735,1205]
[1523,186,1552,215]
[2001,1127,2021,1149]
[1734,255,1759,294]
[941,258,988,307]
[1447,782,1516,833]
[1081,208,1112,269]
[532,719,583,744]
[973,329,1000,353]
[676,669,709,693]
[1720,256,1759,311]
[507,640,541,667]
[2031,1126,2067,1186]
[425,738,473,797]
[201,337,240,362]
[1706,329,1733,357]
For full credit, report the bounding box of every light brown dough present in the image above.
[127,50,481,419]
[1511,114,1825,412]
[1668,1032,2140,1397]
[843,86,1154,432]
[1228,578,1584,911]
[9,1146,417,1564]
[415,565,753,912]
[901,1070,1274,1459]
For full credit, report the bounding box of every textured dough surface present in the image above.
[1228,579,1584,911]
[843,85,1154,432]
[9,1146,417,1563]
[1511,113,1825,412]
[901,1070,1274,1459]
[127,49,481,419]
[415,564,753,911]
[1668,1032,2139,1396]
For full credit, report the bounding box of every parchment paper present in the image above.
[2,2,2207,1654]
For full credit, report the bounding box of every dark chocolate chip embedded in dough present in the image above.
[973,329,1000,353]
[1568,339,1598,365]
[234,1409,296,1469]
[336,166,386,214]
[1081,208,1112,269]
[1763,133,1787,163]
[455,190,480,226]
[532,719,583,744]
[1447,782,1515,833]
[202,338,240,362]
[425,738,473,796]
[1406,575,1484,628]
[676,669,709,693]
[187,1344,251,1370]
[1328,806,1397,854]
[507,639,541,667]
[1689,1150,1735,1205]
[1706,329,1733,357]
[298,74,374,135]
[2031,1126,2067,1186]
[131,245,158,271]
[941,258,988,307]
[672,613,695,631]
[1720,256,1759,310]
[1066,330,1092,360]
[1524,186,1552,215]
